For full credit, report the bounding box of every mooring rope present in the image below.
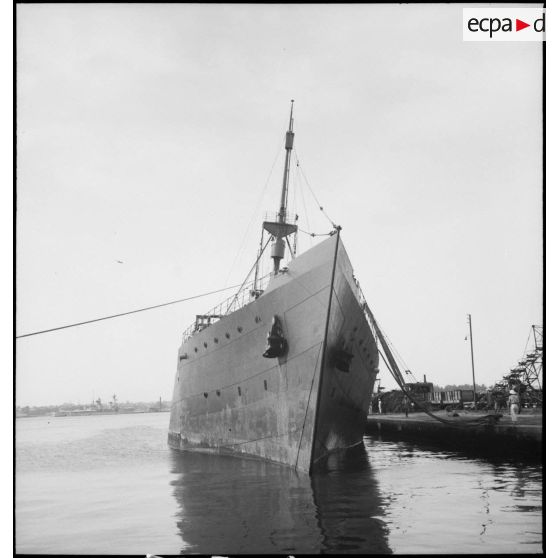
[16,283,245,339]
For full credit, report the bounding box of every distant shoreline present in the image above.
[16,409,171,419]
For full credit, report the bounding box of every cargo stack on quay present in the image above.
[366,320,543,460]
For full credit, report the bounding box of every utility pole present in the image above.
[467,314,477,407]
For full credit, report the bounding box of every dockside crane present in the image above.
[362,302,408,389]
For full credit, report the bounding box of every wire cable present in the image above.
[370,311,417,383]
[298,228,334,237]
[294,160,314,249]
[222,135,284,288]
[225,236,272,314]
[16,283,245,339]
[294,150,336,228]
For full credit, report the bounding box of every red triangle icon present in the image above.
[516,19,530,31]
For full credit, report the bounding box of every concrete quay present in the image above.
[366,410,543,459]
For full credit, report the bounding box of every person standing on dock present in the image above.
[509,389,520,423]
[403,396,409,417]
[378,398,382,414]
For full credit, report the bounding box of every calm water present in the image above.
[16,413,543,554]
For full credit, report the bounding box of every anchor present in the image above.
[262,315,288,358]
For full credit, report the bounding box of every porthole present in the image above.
[264,380,268,391]
[255,316,261,323]
[214,338,218,344]
[225,333,230,339]
[203,392,208,398]
[238,386,242,396]
[194,347,198,353]
[237,326,243,333]
[216,390,221,397]
[204,342,208,348]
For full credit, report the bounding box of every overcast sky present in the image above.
[16,3,543,406]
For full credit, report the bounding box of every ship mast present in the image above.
[263,100,298,274]
[278,100,295,224]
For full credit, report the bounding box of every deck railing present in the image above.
[263,211,298,225]
[354,276,378,343]
[182,272,273,342]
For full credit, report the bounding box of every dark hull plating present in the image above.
[168,235,379,473]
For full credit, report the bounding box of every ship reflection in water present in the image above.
[15,415,542,554]
[169,444,391,554]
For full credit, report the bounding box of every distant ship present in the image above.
[168,103,380,473]
[54,395,120,416]
[52,395,165,417]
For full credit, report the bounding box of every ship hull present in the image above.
[168,234,379,473]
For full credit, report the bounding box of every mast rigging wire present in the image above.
[16,283,245,339]
[292,160,314,249]
[225,236,272,314]
[294,150,336,229]
[298,228,333,238]
[222,135,284,289]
